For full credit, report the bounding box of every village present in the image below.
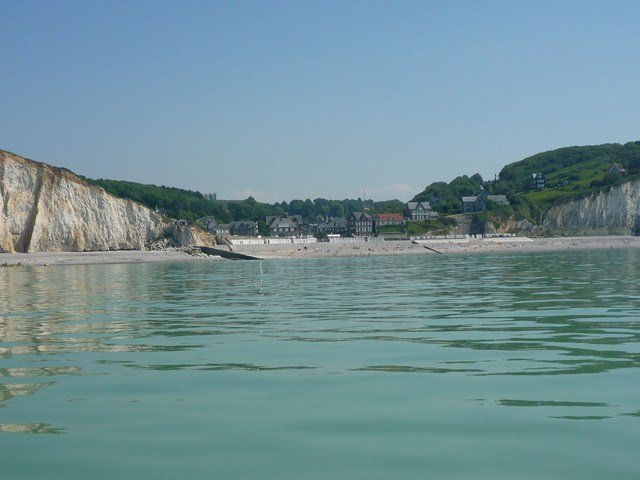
[177,160,633,245]
[195,188,515,242]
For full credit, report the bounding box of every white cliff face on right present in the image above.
[541,180,640,236]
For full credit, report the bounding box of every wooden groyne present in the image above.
[411,240,444,255]
[198,246,261,260]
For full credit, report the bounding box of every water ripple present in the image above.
[1,249,639,444]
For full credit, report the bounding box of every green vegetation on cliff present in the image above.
[406,217,458,236]
[89,140,640,228]
[88,178,406,224]
[498,142,640,195]
[411,174,484,214]
[412,141,640,221]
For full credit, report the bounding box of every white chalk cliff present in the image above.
[541,179,640,236]
[0,150,211,253]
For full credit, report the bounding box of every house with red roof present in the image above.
[374,213,405,227]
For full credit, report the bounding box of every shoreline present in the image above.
[0,249,220,267]
[231,235,640,259]
[1,236,639,266]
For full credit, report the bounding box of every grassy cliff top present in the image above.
[412,141,640,219]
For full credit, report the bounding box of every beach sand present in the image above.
[230,235,640,259]
[1,236,638,267]
[0,249,220,267]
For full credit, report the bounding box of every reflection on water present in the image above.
[105,360,317,372]
[0,382,54,405]
[355,365,483,374]
[1,251,640,419]
[0,423,65,434]
[0,366,81,378]
[0,249,639,478]
[498,399,609,407]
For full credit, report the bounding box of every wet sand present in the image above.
[2,236,637,266]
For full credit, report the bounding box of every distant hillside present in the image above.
[87,178,273,224]
[89,141,640,232]
[412,141,640,221]
[88,178,407,227]
[411,174,484,214]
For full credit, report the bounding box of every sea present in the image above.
[1,249,639,479]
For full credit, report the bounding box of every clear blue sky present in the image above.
[2,0,639,202]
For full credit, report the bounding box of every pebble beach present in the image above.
[1,236,639,266]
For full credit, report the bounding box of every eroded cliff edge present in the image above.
[541,179,640,236]
[0,150,211,253]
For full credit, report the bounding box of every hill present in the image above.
[87,178,407,228]
[412,141,640,221]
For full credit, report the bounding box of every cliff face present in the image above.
[541,180,640,236]
[0,150,210,253]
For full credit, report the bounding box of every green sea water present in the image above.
[1,249,639,479]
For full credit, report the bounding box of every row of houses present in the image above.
[198,194,510,238]
[199,211,410,238]
[194,164,634,238]
[327,211,408,237]
[200,217,259,237]
[201,214,309,237]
